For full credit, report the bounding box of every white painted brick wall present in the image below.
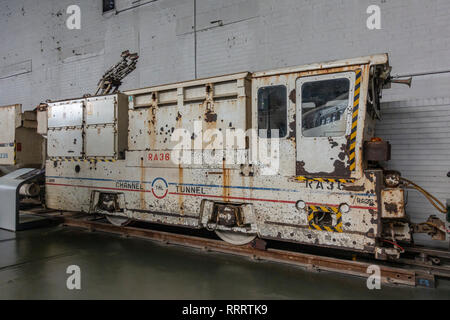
[3,0,450,108]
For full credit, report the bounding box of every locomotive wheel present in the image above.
[215,230,256,245]
[106,215,133,227]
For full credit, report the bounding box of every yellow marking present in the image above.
[349,163,356,171]
[349,153,355,161]
[353,109,359,118]
[354,87,360,96]
[350,131,357,140]
[313,224,322,231]
[324,226,333,233]
[350,142,356,150]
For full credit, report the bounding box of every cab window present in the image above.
[301,78,350,137]
[257,85,287,138]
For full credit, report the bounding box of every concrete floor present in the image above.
[1,226,450,300]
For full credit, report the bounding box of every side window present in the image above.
[301,78,351,137]
[257,85,287,138]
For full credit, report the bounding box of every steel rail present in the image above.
[23,209,450,288]
[403,245,450,260]
[58,214,421,287]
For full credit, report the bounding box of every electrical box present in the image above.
[381,188,406,219]
[46,93,128,160]
[47,128,83,158]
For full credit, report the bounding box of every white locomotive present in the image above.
[38,54,448,260]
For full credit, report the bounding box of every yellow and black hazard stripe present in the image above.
[50,157,116,163]
[349,69,362,172]
[296,176,355,184]
[92,158,117,163]
[307,205,343,233]
[50,157,82,162]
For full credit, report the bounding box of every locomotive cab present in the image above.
[251,54,443,260]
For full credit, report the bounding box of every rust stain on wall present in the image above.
[289,89,296,104]
[288,114,296,140]
[140,158,145,210]
[222,160,230,201]
[147,107,157,150]
[296,159,351,178]
[384,202,399,215]
[178,165,184,215]
[204,109,217,123]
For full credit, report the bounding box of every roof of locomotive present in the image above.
[125,53,389,96]
[124,71,250,96]
[252,53,389,78]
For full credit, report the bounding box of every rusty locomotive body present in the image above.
[39,54,445,259]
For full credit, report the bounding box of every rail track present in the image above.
[21,208,450,289]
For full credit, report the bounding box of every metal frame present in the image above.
[0,168,44,231]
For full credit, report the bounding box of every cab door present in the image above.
[295,70,362,179]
